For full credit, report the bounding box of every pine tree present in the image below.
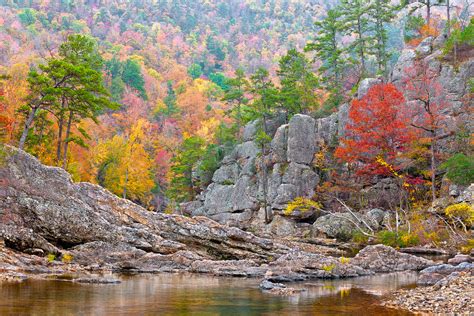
[339,0,374,77]
[305,9,344,90]
[368,0,396,75]
[249,67,279,224]
[277,48,319,117]
[222,68,249,138]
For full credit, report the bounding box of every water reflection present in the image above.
[0,272,416,315]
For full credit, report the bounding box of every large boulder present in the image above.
[313,212,379,241]
[351,244,435,273]
[357,78,382,99]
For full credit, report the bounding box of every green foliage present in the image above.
[188,63,203,79]
[443,18,474,55]
[306,9,344,89]
[283,197,322,216]
[197,144,224,187]
[160,81,180,117]
[277,48,319,115]
[440,153,474,185]
[122,59,147,99]
[352,231,369,244]
[18,8,37,26]
[209,72,229,91]
[376,230,419,248]
[222,68,248,132]
[404,15,425,42]
[166,136,205,203]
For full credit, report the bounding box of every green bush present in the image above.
[440,153,474,185]
[376,230,419,248]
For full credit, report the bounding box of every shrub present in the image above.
[460,239,474,254]
[376,230,419,248]
[62,253,73,263]
[445,202,474,227]
[440,153,474,185]
[339,256,350,264]
[283,197,322,216]
[47,254,56,263]
[322,264,336,272]
[352,231,369,244]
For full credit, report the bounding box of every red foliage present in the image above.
[335,83,416,177]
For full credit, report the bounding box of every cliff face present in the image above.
[187,35,473,236]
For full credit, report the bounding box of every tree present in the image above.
[166,136,205,203]
[94,119,154,205]
[414,0,445,26]
[305,9,345,90]
[277,48,319,116]
[249,67,279,223]
[19,35,117,169]
[335,83,415,178]
[187,63,203,79]
[368,0,396,75]
[403,60,450,202]
[161,81,180,117]
[222,68,249,138]
[339,0,374,77]
[122,59,147,99]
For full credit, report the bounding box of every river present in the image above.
[0,272,418,315]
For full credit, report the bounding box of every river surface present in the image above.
[0,272,418,315]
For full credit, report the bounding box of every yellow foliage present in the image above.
[62,253,73,263]
[283,197,322,215]
[47,254,56,263]
[93,119,155,204]
[445,202,474,226]
[339,256,350,264]
[322,264,336,272]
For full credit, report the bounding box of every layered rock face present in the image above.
[0,146,435,279]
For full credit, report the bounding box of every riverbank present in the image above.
[383,272,473,315]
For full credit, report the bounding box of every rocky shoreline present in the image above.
[383,271,473,315]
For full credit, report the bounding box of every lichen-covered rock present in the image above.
[287,114,316,164]
[351,244,435,273]
[357,78,382,98]
[313,212,378,241]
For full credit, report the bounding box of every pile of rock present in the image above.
[384,272,474,315]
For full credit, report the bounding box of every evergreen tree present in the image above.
[122,59,147,99]
[162,81,180,117]
[368,0,396,75]
[305,9,345,91]
[277,48,319,116]
[222,68,249,137]
[339,0,374,77]
[249,67,279,224]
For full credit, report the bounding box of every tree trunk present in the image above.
[62,111,73,169]
[427,0,431,27]
[446,0,450,36]
[56,114,64,163]
[123,168,128,199]
[19,106,38,150]
[430,134,436,203]
[261,115,271,224]
[56,98,66,163]
[357,17,365,77]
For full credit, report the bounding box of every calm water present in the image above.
[0,272,417,315]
